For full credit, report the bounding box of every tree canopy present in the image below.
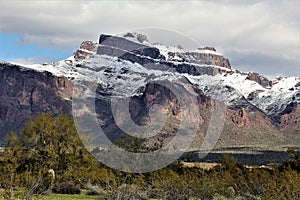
[0,114,99,195]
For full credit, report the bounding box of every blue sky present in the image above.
[0,1,299,77]
[0,33,72,64]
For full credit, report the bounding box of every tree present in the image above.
[219,154,238,171]
[285,147,300,172]
[1,114,97,196]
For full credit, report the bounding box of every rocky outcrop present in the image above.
[74,50,92,60]
[55,76,74,100]
[175,51,231,69]
[162,46,231,69]
[230,108,251,126]
[98,34,161,59]
[0,63,72,143]
[97,34,230,76]
[246,72,272,88]
[198,47,216,51]
[74,41,98,60]
[94,81,203,141]
[123,32,149,43]
[279,104,300,133]
[80,41,98,52]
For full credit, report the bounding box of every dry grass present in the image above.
[181,162,219,170]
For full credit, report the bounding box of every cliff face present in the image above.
[172,48,231,69]
[0,63,72,143]
[74,41,98,60]
[279,104,300,133]
[97,34,231,76]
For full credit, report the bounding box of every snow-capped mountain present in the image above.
[11,33,299,117]
[0,32,299,147]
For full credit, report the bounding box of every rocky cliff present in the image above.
[0,63,72,144]
[97,33,231,76]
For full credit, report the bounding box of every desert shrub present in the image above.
[52,181,80,194]
[100,184,147,200]
[86,189,101,196]
[146,168,200,199]
[281,147,300,172]
[240,168,272,197]
[262,169,300,200]
[219,154,240,172]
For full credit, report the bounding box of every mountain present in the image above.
[0,32,299,149]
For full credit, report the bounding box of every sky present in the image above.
[0,1,299,78]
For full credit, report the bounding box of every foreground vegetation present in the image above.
[1,114,300,200]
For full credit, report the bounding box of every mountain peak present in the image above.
[197,47,216,52]
[73,41,98,60]
[97,33,231,71]
[121,32,149,43]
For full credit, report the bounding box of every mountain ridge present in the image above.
[0,32,299,147]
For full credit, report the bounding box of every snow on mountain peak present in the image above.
[121,32,149,44]
[192,47,222,56]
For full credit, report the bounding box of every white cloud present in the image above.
[0,1,299,76]
[227,50,300,77]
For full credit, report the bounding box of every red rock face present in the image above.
[80,41,98,52]
[230,108,251,127]
[280,105,300,133]
[227,107,273,128]
[74,50,93,60]
[55,76,74,100]
[74,41,98,60]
